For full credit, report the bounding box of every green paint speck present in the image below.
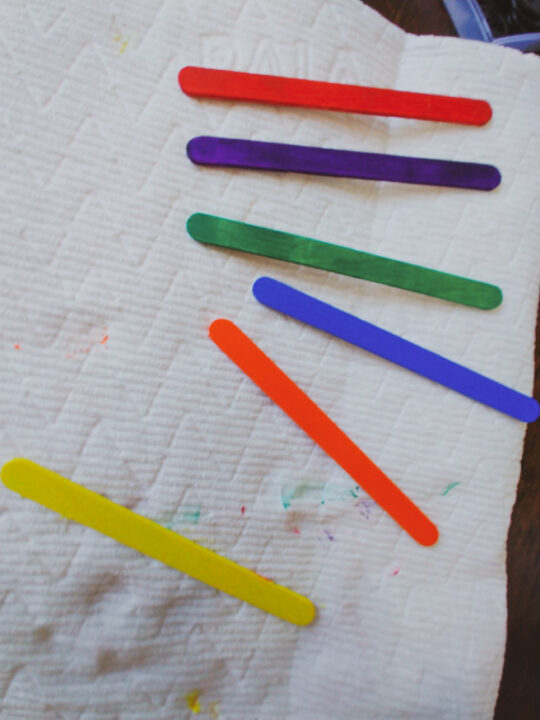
[281,483,361,508]
[442,481,460,496]
[281,483,323,509]
[181,506,201,524]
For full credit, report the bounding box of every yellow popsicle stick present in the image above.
[1,459,316,626]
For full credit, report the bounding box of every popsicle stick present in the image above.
[187,213,502,310]
[209,319,438,546]
[178,67,492,126]
[1,459,315,626]
[252,277,540,423]
[187,137,501,191]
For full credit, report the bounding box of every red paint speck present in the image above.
[13,344,20,350]
[292,527,300,534]
[254,572,273,583]
[391,568,400,576]
[241,505,245,515]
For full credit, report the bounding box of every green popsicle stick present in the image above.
[186,213,502,310]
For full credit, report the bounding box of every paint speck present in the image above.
[241,505,245,516]
[181,506,201,525]
[13,344,20,350]
[114,34,129,54]
[356,498,376,518]
[209,701,220,719]
[324,530,334,541]
[161,504,201,528]
[281,483,323,509]
[391,568,400,577]
[442,481,460,496]
[282,483,362,508]
[67,330,109,359]
[254,572,273,583]
[291,527,300,535]
[185,690,201,714]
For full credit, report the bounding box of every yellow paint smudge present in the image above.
[209,700,220,719]
[113,34,129,54]
[185,690,201,714]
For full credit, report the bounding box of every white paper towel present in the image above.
[1,1,539,718]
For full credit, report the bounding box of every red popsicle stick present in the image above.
[179,66,492,126]
[209,319,439,547]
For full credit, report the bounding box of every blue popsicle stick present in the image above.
[252,277,540,423]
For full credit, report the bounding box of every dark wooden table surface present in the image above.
[361,2,540,718]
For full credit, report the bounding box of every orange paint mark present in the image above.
[254,571,273,583]
[13,344,20,350]
[67,331,109,359]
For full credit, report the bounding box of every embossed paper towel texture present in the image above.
[1,0,539,718]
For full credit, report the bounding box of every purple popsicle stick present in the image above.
[186,136,501,191]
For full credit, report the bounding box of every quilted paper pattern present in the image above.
[1,0,539,718]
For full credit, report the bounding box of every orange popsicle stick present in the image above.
[209,319,438,546]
